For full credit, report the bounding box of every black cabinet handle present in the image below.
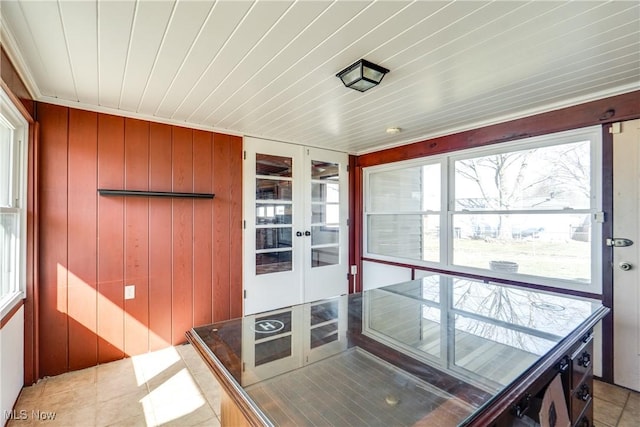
[304,231,311,236]
[556,355,570,373]
[296,231,303,237]
[578,351,591,368]
[577,383,591,401]
[512,393,531,418]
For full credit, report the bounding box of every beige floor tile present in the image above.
[96,372,147,403]
[159,403,218,427]
[594,397,624,427]
[95,388,149,427]
[594,380,631,406]
[14,380,47,405]
[624,390,640,412]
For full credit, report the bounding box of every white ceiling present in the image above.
[1,0,638,154]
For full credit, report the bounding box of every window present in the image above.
[0,88,28,317]
[364,126,602,293]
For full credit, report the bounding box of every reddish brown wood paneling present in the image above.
[1,46,35,117]
[67,109,98,370]
[171,126,194,345]
[24,120,39,384]
[193,130,213,326]
[97,114,125,363]
[212,133,231,322]
[148,122,173,351]
[123,119,150,356]
[228,135,243,318]
[37,103,69,376]
[36,103,242,377]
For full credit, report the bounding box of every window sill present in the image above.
[0,292,25,327]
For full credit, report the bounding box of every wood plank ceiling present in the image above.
[1,0,638,154]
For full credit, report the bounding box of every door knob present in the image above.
[619,262,632,271]
[296,231,303,237]
[304,231,311,236]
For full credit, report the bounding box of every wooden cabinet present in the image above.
[493,331,595,427]
[570,337,594,426]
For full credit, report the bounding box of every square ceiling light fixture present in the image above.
[336,59,389,92]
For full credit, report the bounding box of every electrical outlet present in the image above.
[124,285,135,300]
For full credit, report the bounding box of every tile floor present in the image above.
[593,380,640,427]
[7,345,221,427]
[6,345,640,426]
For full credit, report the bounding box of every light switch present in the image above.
[124,285,135,300]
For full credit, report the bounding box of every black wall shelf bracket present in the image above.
[98,189,215,199]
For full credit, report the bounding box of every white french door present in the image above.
[243,137,348,315]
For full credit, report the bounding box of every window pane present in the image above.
[0,212,18,298]
[256,204,292,225]
[256,154,292,177]
[368,214,439,262]
[452,213,592,282]
[311,226,338,246]
[312,204,339,224]
[0,124,13,208]
[312,182,339,203]
[311,161,338,180]
[256,251,292,275]
[369,164,440,212]
[311,247,339,267]
[454,141,591,211]
[256,228,292,250]
[256,179,292,201]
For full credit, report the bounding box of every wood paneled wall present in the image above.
[37,103,242,376]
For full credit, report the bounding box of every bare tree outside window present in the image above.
[453,141,593,280]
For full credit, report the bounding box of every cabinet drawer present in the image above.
[571,381,592,422]
[572,339,593,388]
[573,403,593,427]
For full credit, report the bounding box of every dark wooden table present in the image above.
[187,273,608,426]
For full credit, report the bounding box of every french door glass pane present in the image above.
[256,252,292,275]
[256,179,292,200]
[256,154,292,177]
[256,228,292,250]
[311,161,338,180]
[310,160,340,268]
[255,153,295,275]
[311,247,339,267]
[311,226,338,245]
[256,204,292,225]
[452,213,591,281]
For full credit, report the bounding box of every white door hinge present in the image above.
[594,212,605,223]
[243,150,246,160]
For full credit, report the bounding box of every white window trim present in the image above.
[364,126,603,295]
[0,88,28,319]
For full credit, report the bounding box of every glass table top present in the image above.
[190,272,607,426]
